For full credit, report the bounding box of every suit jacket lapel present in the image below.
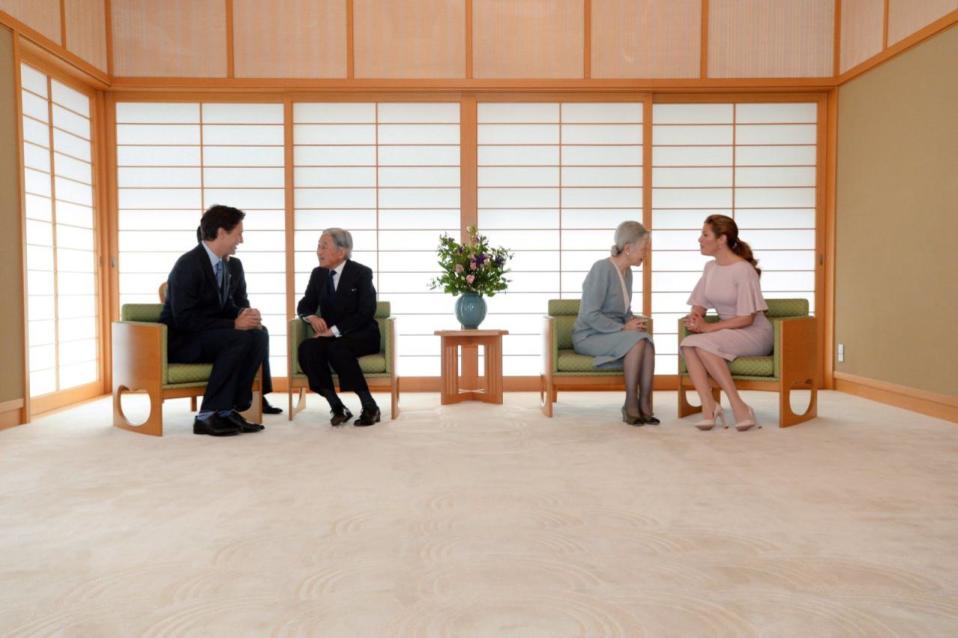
[335,260,354,302]
[221,259,231,306]
[195,244,219,296]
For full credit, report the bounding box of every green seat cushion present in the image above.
[556,349,624,374]
[359,353,387,374]
[727,356,774,377]
[291,352,386,376]
[166,363,212,385]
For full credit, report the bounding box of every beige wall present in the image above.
[0,25,25,405]
[835,24,958,397]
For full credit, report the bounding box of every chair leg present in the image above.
[779,382,817,427]
[540,375,554,417]
[678,378,720,418]
[677,377,699,418]
[292,387,308,417]
[391,377,400,419]
[240,398,263,424]
[190,396,197,412]
[113,385,164,437]
[288,384,294,421]
[240,368,264,424]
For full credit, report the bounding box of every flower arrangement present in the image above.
[430,226,513,297]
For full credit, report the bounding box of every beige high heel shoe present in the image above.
[695,404,726,431]
[735,406,760,431]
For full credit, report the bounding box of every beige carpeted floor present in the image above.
[2,390,958,637]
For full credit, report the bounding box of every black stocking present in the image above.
[639,341,655,417]
[622,340,646,417]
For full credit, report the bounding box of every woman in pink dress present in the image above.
[681,215,772,431]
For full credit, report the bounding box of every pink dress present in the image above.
[680,260,773,361]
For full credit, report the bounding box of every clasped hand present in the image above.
[683,312,709,333]
[622,316,647,332]
[305,315,334,338]
[234,307,263,330]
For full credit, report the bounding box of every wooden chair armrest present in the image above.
[112,321,166,389]
[383,316,396,376]
[543,315,556,376]
[777,316,817,383]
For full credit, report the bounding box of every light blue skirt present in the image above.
[572,331,653,369]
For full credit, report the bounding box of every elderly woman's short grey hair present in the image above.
[611,221,648,257]
[321,227,353,258]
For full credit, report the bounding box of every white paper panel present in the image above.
[652,101,818,365]
[22,65,100,396]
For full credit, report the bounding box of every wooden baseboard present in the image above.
[0,398,25,430]
[834,372,958,424]
[30,382,103,417]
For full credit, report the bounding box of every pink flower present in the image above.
[469,260,477,270]
[454,264,464,274]
[466,274,475,284]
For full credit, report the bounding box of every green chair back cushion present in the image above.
[549,300,579,351]
[122,304,163,322]
[765,298,808,318]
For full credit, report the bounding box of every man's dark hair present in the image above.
[199,205,244,241]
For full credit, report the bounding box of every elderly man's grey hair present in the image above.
[322,227,353,258]
[611,221,648,257]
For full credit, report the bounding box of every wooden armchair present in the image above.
[112,304,263,436]
[677,298,818,427]
[541,299,652,417]
[287,301,398,420]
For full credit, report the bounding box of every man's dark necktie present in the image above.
[215,260,227,306]
[320,269,336,311]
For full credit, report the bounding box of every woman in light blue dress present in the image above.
[572,221,656,425]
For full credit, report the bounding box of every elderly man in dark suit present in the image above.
[160,205,268,436]
[297,228,382,426]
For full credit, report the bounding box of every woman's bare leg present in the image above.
[681,346,718,416]
[697,349,750,424]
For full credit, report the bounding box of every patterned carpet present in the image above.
[2,391,958,637]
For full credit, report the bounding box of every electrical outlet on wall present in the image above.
[837,343,845,363]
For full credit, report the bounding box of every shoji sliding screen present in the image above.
[477,102,644,375]
[651,102,818,374]
[115,102,287,377]
[20,64,99,397]
[293,102,460,376]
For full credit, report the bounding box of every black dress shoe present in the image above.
[262,398,283,415]
[223,411,264,433]
[639,414,661,426]
[354,407,381,426]
[621,407,643,426]
[330,407,353,426]
[193,414,240,436]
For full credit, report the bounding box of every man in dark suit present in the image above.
[160,205,268,436]
[297,228,382,426]
[192,226,283,415]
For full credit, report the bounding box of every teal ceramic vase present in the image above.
[455,292,487,329]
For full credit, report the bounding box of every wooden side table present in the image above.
[435,329,509,405]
